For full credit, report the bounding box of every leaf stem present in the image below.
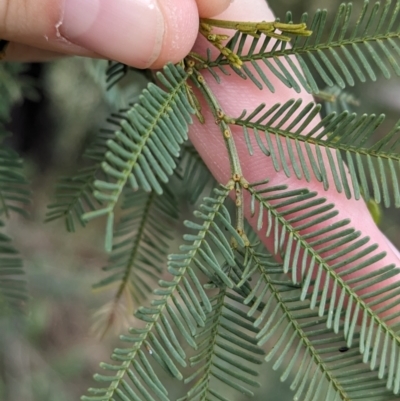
[190,69,247,238]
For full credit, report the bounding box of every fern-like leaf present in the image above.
[0,220,27,313]
[178,144,215,205]
[239,242,398,401]
[104,61,154,91]
[244,179,400,395]
[234,99,400,207]
[81,63,195,251]
[204,1,400,93]
[0,147,30,219]
[180,288,264,401]
[45,166,100,232]
[83,187,238,401]
[93,188,179,335]
[106,61,130,90]
[318,85,360,116]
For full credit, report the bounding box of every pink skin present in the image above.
[1,0,230,66]
[188,0,400,321]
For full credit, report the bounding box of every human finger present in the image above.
[1,0,228,67]
[195,0,231,18]
[2,41,88,62]
[189,0,400,315]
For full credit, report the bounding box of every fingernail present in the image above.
[59,0,165,68]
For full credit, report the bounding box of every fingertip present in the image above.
[149,0,199,68]
[213,0,273,20]
[196,0,231,18]
[59,0,199,69]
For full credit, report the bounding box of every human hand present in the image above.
[0,0,230,67]
[188,0,400,317]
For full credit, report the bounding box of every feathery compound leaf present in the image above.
[93,188,179,336]
[245,180,400,395]
[72,2,400,399]
[0,220,27,314]
[0,147,30,219]
[83,187,235,401]
[199,18,312,69]
[203,1,400,93]
[45,165,100,232]
[179,288,264,401]
[81,63,196,250]
[177,193,246,290]
[234,99,400,207]
[318,85,360,116]
[104,61,154,91]
[178,144,215,205]
[0,62,37,122]
[238,242,398,401]
[105,61,130,90]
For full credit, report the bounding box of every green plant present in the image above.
[2,1,400,400]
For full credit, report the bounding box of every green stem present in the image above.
[191,69,247,237]
[191,70,242,176]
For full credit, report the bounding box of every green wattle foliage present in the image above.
[76,2,400,400]
[1,1,399,400]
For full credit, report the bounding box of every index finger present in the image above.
[189,0,400,315]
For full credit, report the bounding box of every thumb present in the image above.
[0,0,229,67]
[59,0,199,68]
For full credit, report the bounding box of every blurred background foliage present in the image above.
[1,0,399,400]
